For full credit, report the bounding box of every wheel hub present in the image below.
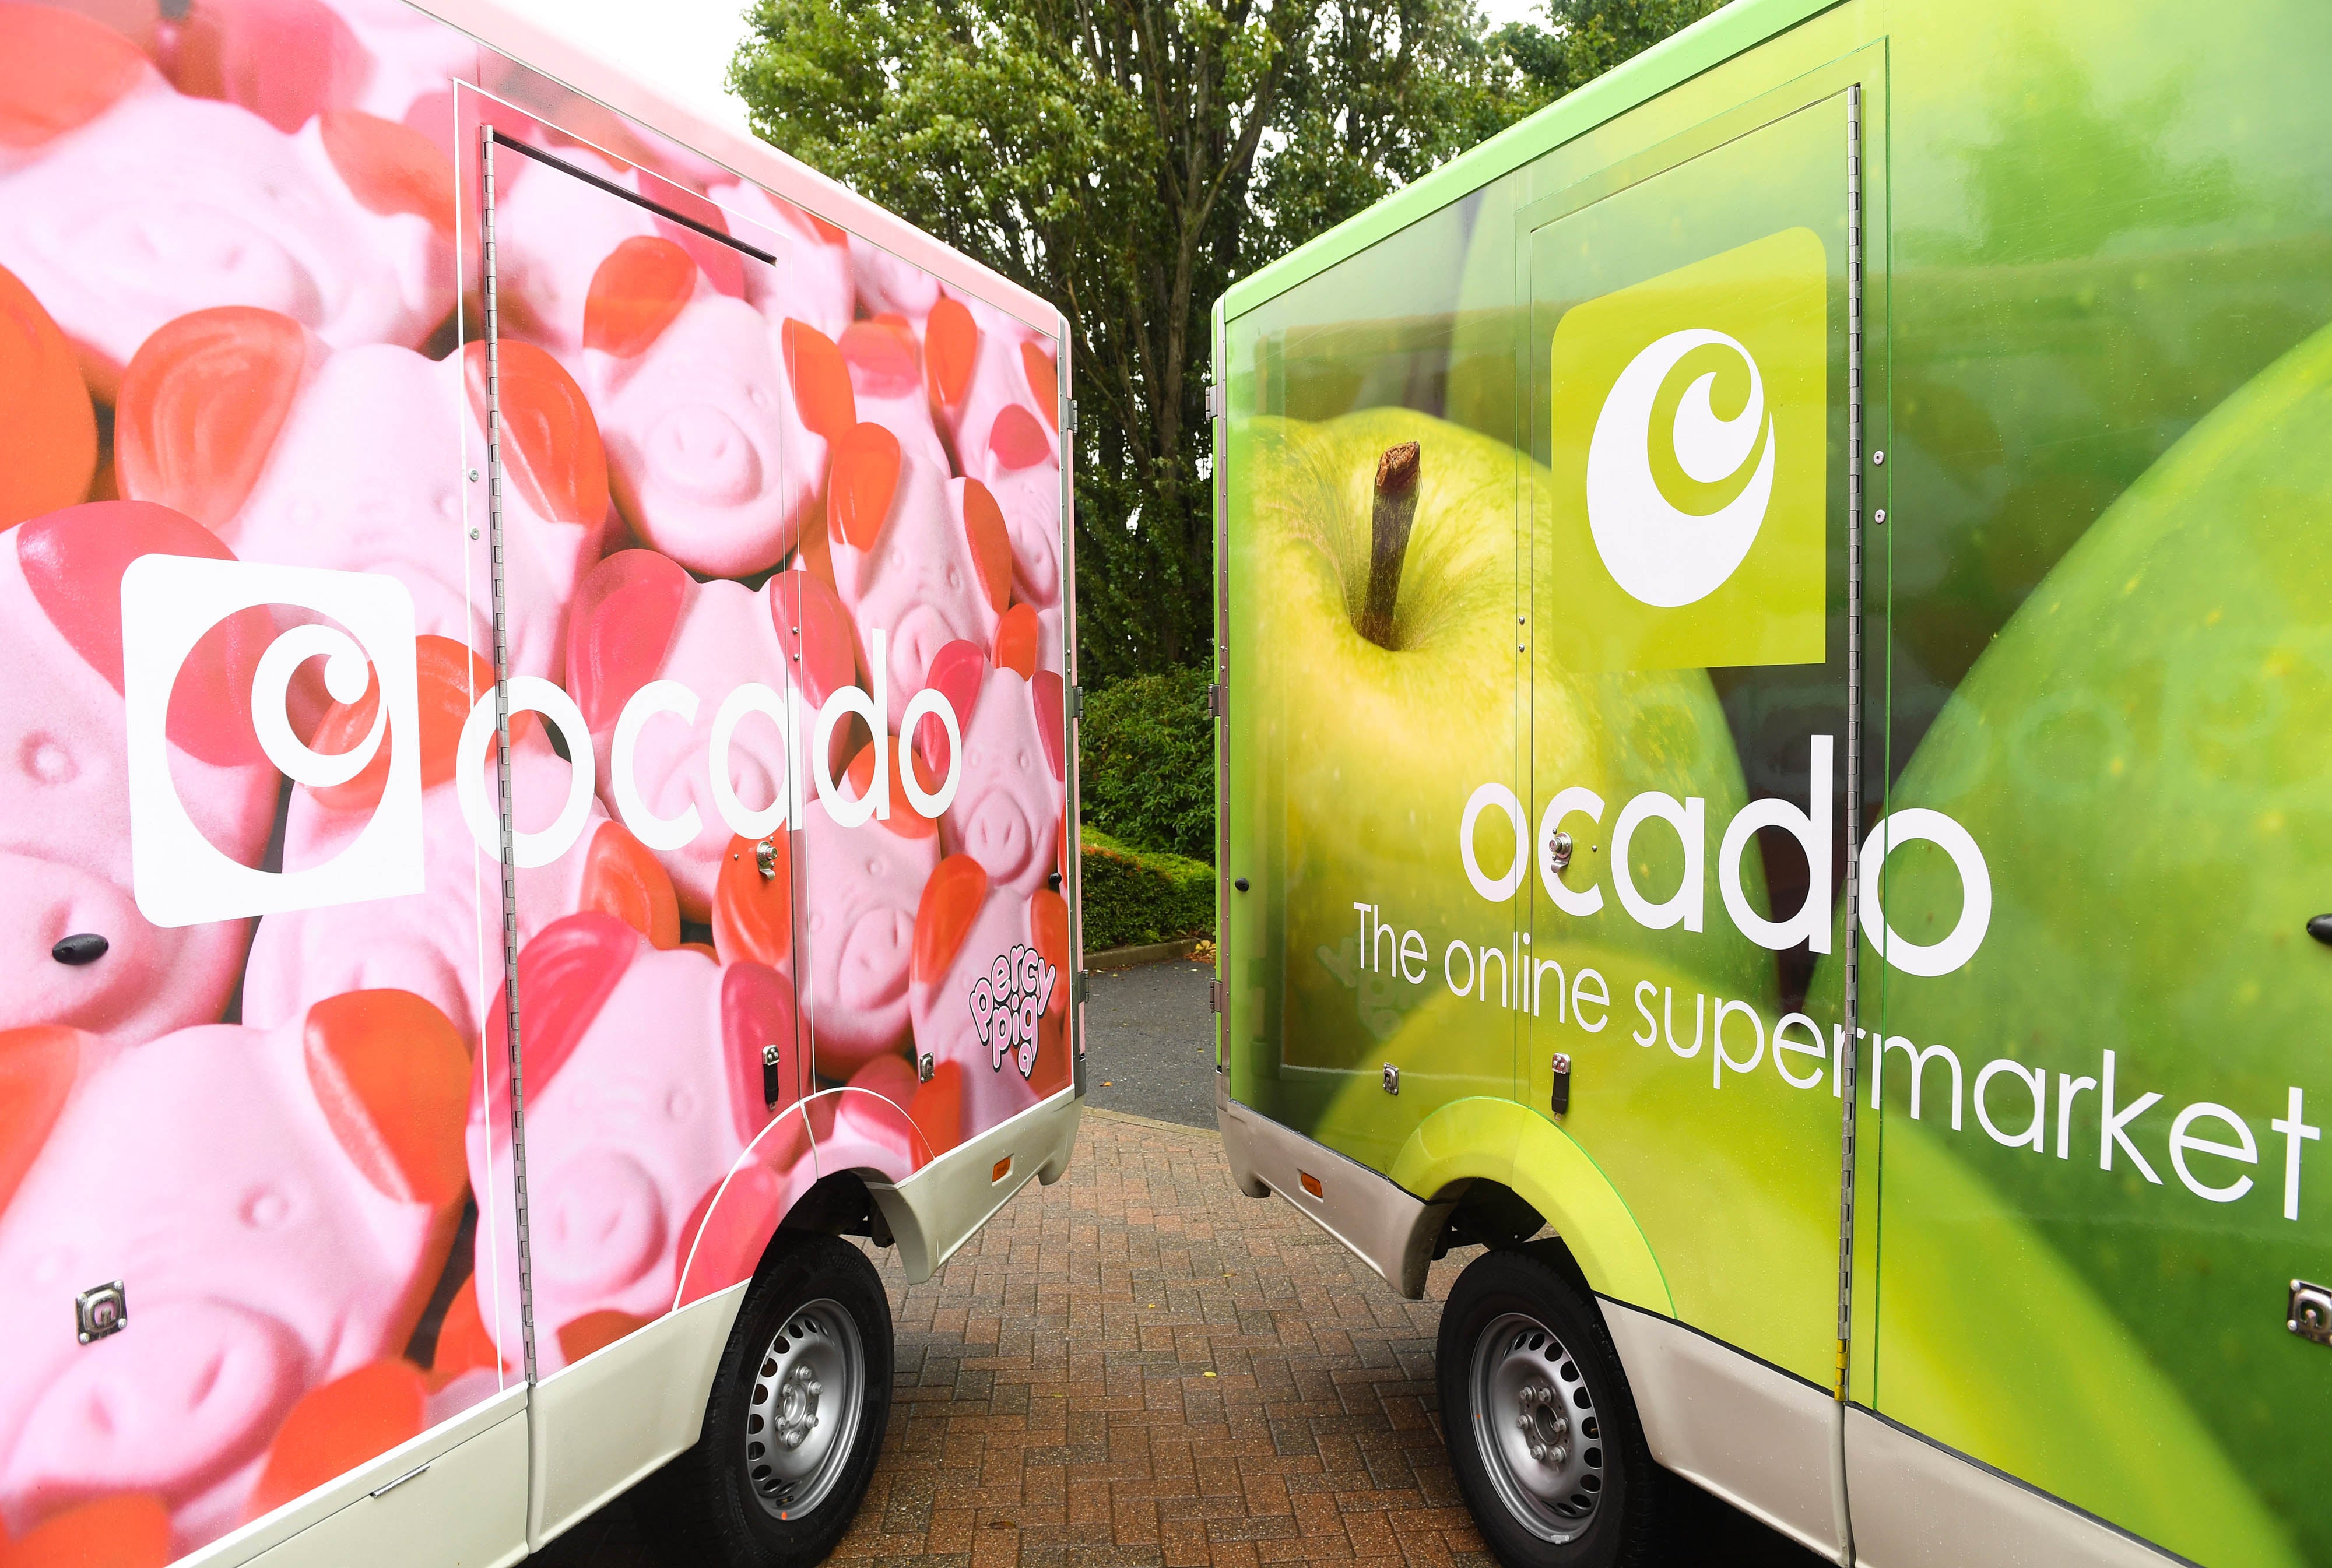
[772,1363,823,1450]
[1513,1380,1571,1465]
[744,1299,862,1519]
[1470,1312,1606,1544]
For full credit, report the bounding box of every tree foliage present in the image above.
[1077,665,1216,860]
[730,0,1715,681]
[1493,0,1720,107]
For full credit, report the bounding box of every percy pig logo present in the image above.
[971,943,1059,1078]
[122,556,424,927]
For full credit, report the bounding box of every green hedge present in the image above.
[1079,666,1214,863]
[1079,827,1214,950]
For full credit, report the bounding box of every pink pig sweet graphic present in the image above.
[111,305,613,684]
[242,634,684,1053]
[0,989,470,1550]
[822,455,1010,738]
[566,549,859,923]
[709,748,942,1082]
[0,5,454,398]
[464,913,802,1374]
[927,652,1067,900]
[1,501,277,1049]
[577,237,817,579]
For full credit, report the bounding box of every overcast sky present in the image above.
[493,0,755,133]
[1473,0,1550,27]
[496,0,1560,140]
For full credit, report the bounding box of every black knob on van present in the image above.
[52,933,108,965]
[2308,914,2332,947]
[1234,877,1251,893]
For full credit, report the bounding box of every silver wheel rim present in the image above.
[744,1298,863,1520]
[1469,1310,1606,1542]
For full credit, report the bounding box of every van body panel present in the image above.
[870,1084,1083,1283]
[1216,0,2332,1560]
[181,1387,529,1568]
[245,1405,530,1568]
[525,1285,745,1548]
[0,1,1079,1559]
[1221,1093,1446,1296]
[1842,1409,2183,1568]
[1600,1302,1841,1562]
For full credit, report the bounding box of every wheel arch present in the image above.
[1392,1098,1672,1316]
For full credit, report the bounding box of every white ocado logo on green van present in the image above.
[1458,738,1993,979]
[1586,329,1776,608]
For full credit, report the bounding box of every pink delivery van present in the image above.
[0,2,1086,1563]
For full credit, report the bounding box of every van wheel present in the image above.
[639,1233,893,1568]
[1437,1245,1658,1568]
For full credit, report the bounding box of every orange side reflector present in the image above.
[1298,1170,1323,1200]
[992,1155,1013,1183]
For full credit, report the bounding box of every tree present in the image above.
[1492,0,1722,108]
[732,1,1530,680]
[730,0,1713,680]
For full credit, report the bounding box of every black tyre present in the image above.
[638,1233,894,1568]
[1437,1244,1660,1568]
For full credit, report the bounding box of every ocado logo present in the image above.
[124,558,964,927]
[1585,329,1775,609]
[124,557,425,927]
[1460,739,1994,979]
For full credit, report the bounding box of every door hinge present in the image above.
[1209,979,1227,1014]
[1067,684,1085,719]
[1207,682,1227,718]
[1065,398,1078,434]
[1204,384,1226,420]
[1073,969,1090,1006]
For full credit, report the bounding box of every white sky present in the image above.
[491,0,755,134]
[496,1,1557,142]
[1474,0,1550,29]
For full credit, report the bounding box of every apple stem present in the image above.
[1360,441,1420,649]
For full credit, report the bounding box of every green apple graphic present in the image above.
[1829,316,2332,1567]
[1228,406,1775,1168]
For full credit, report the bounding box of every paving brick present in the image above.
[805,1110,1493,1567]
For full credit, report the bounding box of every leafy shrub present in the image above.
[1079,666,1214,863]
[1079,827,1213,950]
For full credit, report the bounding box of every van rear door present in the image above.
[1518,61,1881,1555]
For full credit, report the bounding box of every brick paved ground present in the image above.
[538,1106,1820,1567]
[850,1106,1478,1568]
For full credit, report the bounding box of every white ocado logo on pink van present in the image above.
[1459,736,1992,978]
[122,557,961,927]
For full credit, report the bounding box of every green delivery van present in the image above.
[1207,2,2332,1565]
